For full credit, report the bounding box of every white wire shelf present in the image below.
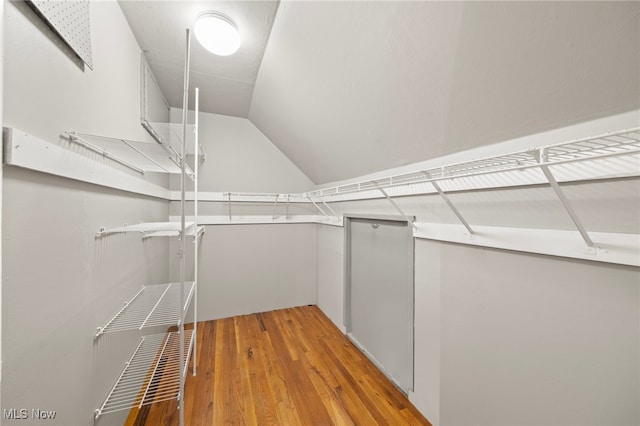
[96,221,204,238]
[96,282,195,337]
[144,121,203,158]
[305,128,640,200]
[65,130,198,180]
[95,330,194,419]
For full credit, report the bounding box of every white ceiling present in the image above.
[119,0,279,117]
[120,1,640,185]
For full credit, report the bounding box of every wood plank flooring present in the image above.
[126,305,431,425]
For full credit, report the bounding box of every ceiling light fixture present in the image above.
[194,11,241,56]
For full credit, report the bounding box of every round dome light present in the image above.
[194,12,241,56]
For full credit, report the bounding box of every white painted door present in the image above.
[347,217,414,392]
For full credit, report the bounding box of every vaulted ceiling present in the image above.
[119,1,640,185]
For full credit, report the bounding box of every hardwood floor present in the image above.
[127,305,431,425]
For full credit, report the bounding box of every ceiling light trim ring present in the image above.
[196,11,237,31]
[194,10,241,57]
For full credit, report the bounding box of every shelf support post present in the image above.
[424,172,474,235]
[193,87,199,377]
[536,148,595,250]
[272,194,279,220]
[227,193,232,221]
[285,195,290,219]
[177,28,191,426]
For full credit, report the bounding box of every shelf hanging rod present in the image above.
[66,132,145,175]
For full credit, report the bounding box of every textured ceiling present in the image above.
[119,0,278,117]
[120,1,640,185]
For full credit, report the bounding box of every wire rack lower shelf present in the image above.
[95,330,194,419]
[97,282,195,336]
[96,222,204,238]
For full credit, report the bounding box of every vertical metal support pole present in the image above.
[192,87,199,376]
[307,196,329,217]
[537,148,595,249]
[178,28,191,426]
[272,194,279,220]
[227,193,232,221]
[285,195,290,219]
[425,173,474,235]
[378,188,413,224]
[0,0,4,382]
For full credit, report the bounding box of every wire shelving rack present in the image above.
[96,282,195,336]
[94,330,194,419]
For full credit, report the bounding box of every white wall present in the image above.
[170,108,314,193]
[418,240,639,426]
[316,224,344,331]
[413,239,640,425]
[166,108,316,323]
[2,170,169,426]
[4,2,154,144]
[2,1,170,424]
[187,224,317,322]
[315,225,640,426]
[412,240,441,425]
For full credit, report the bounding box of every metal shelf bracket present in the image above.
[536,148,596,252]
[307,196,329,217]
[378,188,412,222]
[424,172,474,236]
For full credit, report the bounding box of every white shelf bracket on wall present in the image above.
[536,148,596,252]
[227,192,232,221]
[424,172,474,236]
[318,196,339,217]
[378,188,414,225]
[307,196,329,217]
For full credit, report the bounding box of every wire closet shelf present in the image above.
[65,121,201,180]
[96,221,205,238]
[300,127,640,201]
[96,282,195,336]
[94,331,194,419]
[94,30,199,426]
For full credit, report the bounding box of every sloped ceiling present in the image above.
[250,1,640,184]
[119,0,279,117]
[120,1,640,185]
